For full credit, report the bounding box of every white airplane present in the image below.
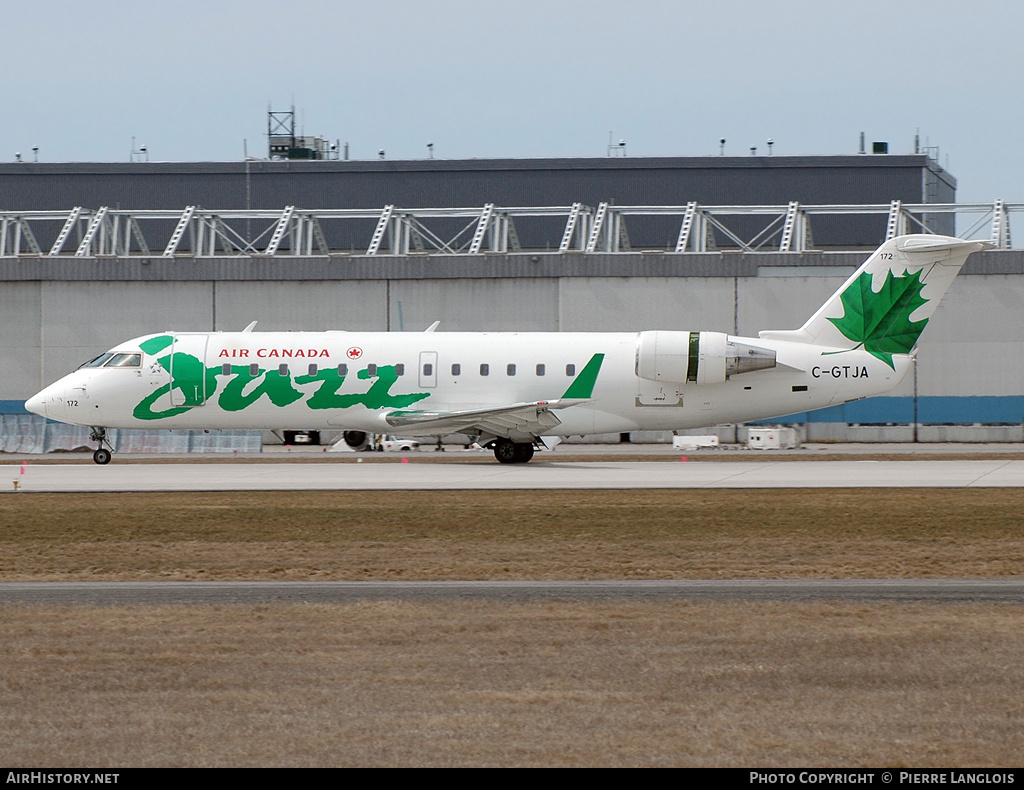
[26,234,986,465]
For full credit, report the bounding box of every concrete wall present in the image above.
[3,259,1021,440]
[0,282,42,398]
[40,282,214,386]
[215,281,388,332]
[559,277,735,333]
[917,276,1023,399]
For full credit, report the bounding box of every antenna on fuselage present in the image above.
[242,321,258,333]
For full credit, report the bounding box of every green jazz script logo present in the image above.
[133,335,429,421]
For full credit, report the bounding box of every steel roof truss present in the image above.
[4,201,1020,258]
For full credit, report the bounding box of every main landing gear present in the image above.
[90,427,113,465]
[492,439,535,465]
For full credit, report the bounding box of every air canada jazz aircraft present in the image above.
[26,234,985,465]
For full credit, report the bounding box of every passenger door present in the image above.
[168,333,210,407]
[419,351,438,389]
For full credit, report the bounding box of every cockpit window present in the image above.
[80,353,114,369]
[104,353,142,368]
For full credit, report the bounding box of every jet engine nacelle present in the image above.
[636,331,776,386]
[342,430,370,450]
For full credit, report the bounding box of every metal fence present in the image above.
[0,415,261,455]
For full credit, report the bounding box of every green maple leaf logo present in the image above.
[827,268,929,369]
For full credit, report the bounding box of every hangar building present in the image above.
[1,153,1021,450]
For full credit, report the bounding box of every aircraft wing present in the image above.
[384,398,588,438]
[385,353,605,440]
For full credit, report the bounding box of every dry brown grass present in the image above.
[2,601,1022,767]
[1,489,1021,580]
[3,488,1022,767]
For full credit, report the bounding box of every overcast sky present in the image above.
[4,0,1020,202]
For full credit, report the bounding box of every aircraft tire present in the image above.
[493,440,518,464]
[494,440,534,464]
[513,443,535,463]
[93,448,112,465]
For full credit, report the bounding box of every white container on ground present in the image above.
[746,427,800,450]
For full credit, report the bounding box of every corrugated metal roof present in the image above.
[0,155,955,247]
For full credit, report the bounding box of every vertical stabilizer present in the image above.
[759,234,987,367]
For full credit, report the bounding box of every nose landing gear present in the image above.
[90,428,113,465]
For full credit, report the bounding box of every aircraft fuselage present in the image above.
[28,329,907,436]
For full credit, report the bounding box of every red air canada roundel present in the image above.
[346,347,363,360]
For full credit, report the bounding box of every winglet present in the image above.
[561,353,605,399]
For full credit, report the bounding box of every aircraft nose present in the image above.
[25,391,47,418]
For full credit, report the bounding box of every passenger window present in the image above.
[338,364,348,376]
[278,364,289,376]
[507,364,516,376]
[367,364,377,376]
[395,363,405,376]
[566,364,576,376]
[480,363,490,376]
[250,364,259,376]
[308,363,318,376]
[451,363,461,376]
[536,364,546,376]
[222,363,231,376]
[423,363,433,376]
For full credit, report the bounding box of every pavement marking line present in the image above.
[966,459,1024,487]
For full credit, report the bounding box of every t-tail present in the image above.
[759,234,989,368]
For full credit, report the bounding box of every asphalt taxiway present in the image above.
[2,458,1021,492]
[2,580,1022,606]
